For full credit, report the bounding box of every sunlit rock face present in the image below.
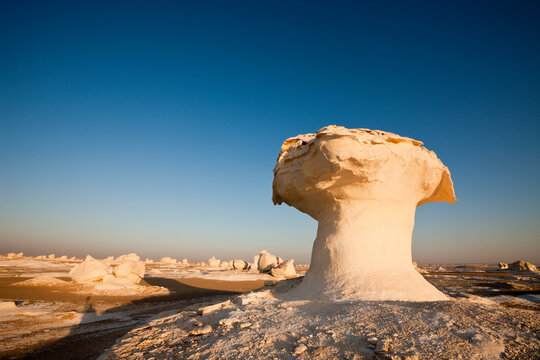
[273,125,457,301]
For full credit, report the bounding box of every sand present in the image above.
[0,276,268,359]
[1,260,539,359]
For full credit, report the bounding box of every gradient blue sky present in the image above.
[1,1,539,264]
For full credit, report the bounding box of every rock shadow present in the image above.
[7,277,247,360]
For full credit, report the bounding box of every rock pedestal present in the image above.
[273,126,457,301]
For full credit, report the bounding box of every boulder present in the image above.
[508,260,537,272]
[113,260,145,284]
[233,259,248,270]
[257,250,278,272]
[271,259,296,278]
[498,262,508,270]
[70,255,110,283]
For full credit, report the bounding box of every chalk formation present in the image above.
[70,253,145,285]
[273,125,457,301]
[206,250,297,279]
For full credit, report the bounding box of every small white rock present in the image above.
[293,344,307,355]
[199,300,231,315]
[189,325,212,336]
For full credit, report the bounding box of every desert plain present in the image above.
[0,253,539,360]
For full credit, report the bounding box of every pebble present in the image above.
[293,344,307,355]
[375,339,391,353]
[367,336,378,344]
[199,300,232,315]
[219,318,240,327]
[189,325,212,336]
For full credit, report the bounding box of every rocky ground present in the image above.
[1,259,539,359]
[98,277,540,360]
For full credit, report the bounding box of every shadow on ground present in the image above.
[6,277,264,360]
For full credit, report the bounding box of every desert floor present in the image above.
[0,259,539,360]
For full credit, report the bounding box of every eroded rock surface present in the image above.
[273,125,457,301]
[257,250,278,273]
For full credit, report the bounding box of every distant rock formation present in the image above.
[160,257,177,264]
[498,262,508,270]
[233,259,248,270]
[70,254,145,284]
[273,126,457,301]
[207,256,221,267]
[508,260,537,272]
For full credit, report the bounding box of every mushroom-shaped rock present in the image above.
[273,126,457,301]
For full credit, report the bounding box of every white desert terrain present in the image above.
[1,127,539,359]
[0,255,539,359]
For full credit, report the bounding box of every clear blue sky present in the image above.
[1,1,539,264]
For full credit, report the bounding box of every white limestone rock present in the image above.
[498,262,509,270]
[257,250,278,272]
[293,344,307,355]
[272,125,457,301]
[199,300,232,315]
[271,259,297,278]
[69,255,110,283]
[113,259,145,284]
[208,256,221,267]
[160,256,177,264]
[508,260,537,272]
[189,325,212,336]
[233,259,248,270]
[115,253,140,263]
